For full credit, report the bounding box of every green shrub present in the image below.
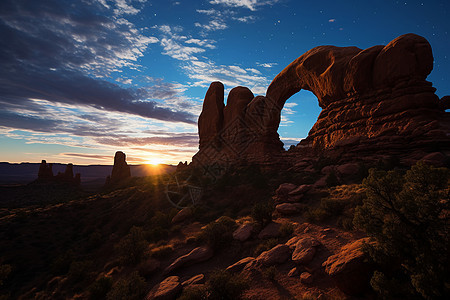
[353,162,449,299]
[198,216,237,250]
[207,269,249,300]
[106,271,146,300]
[253,238,279,256]
[278,222,294,237]
[89,276,113,299]
[251,201,274,227]
[116,226,148,265]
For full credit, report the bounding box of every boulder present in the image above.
[233,223,254,241]
[171,207,192,224]
[300,272,313,284]
[258,222,281,239]
[226,257,255,273]
[145,276,181,300]
[288,267,299,277]
[420,152,447,167]
[292,237,320,264]
[322,238,375,296]
[275,203,304,215]
[336,163,360,176]
[164,246,213,274]
[181,274,205,287]
[256,244,291,266]
[288,184,312,196]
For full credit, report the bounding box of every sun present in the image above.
[147,157,164,166]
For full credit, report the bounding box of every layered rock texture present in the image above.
[192,34,449,169]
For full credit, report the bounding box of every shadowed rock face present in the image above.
[192,33,449,169]
[110,151,131,183]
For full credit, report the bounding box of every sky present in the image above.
[0,0,449,165]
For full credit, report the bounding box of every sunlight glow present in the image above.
[147,157,165,166]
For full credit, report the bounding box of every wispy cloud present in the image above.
[257,62,278,68]
[0,0,195,124]
[209,0,279,11]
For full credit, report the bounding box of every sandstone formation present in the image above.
[232,223,254,241]
[37,160,80,186]
[109,151,131,184]
[145,276,181,300]
[256,244,291,266]
[192,34,449,170]
[323,238,375,295]
[163,246,213,275]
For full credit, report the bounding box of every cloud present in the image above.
[256,62,278,68]
[0,0,195,124]
[328,19,336,22]
[195,19,228,31]
[233,15,257,23]
[209,0,279,11]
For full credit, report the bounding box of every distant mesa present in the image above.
[105,151,131,186]
[37,160,80,185]
[193,33,449,169]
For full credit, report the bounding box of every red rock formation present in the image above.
[37,160,80,185]
[192,34,449,170]
[110,151,131,183]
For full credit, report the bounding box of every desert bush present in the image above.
[106,271,146,300]
[263,266,277,281]
[251,201,274,227]
[353,162,449,299]
[198,216,237,250]
[278,221,294,237]
[116,226,148,265]
[253,238,279,256]
[177,285,208,300]
[89,276,113,300]
[51,250,75,275]
[0,264,11,286]
[326,170,339,187]
[67,260,92,283]
[207,269,249,300]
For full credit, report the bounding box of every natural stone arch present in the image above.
[193,33,448,170]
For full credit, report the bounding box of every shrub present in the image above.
[278,222,294,237]
[116,226,148,265]
[106,271,146,300]
[89,276,113,300]
[253,238,279,256]
[198,216,237,250]
[263,266,277,281]
[67,260,92,283]
[207,269,249,300]
[353,162,449,299]
[145,226,169,242]
[0,264,11,286]
[251,201,274,227]
[177,285,208,300]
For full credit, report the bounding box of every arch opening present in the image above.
[278,90,321,150]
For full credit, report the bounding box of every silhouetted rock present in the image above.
[192,34,449,170]
[110,151,131,184]
[38,160,53,179]
[37,160,80,186]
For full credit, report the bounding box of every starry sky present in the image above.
[1,0,449,165]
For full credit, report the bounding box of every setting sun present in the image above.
[147,158,164,166]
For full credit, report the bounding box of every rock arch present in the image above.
[192,34,449,170]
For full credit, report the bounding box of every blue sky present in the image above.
[0,0,449,165]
